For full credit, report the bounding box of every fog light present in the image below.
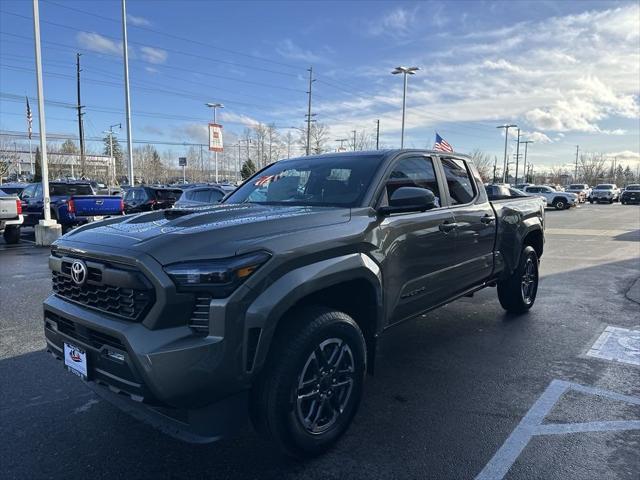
[106,350,125,362]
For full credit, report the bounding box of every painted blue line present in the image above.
[535,421,640,435]
[474,380,640,480]
[569,383,640,406]
[474,380,569,480]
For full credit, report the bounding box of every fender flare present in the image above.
[243,253,383,374]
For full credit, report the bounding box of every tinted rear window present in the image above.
[155,189,181,200]
[50,184,93,196]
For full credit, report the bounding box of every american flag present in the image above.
[433,132,453,153]
[26,97,33,139]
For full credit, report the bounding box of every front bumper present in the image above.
[42,241,261,441]
[621,194,640,203]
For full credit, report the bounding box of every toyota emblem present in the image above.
[70,260,87,286]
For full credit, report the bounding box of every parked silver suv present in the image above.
[590,184,620,204]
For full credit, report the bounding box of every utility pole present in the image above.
[121,0,134,186]
[519,140,533,185]
[352,130,357,151]
[574,145,579,181]
[305,67,315,156]
[375,119,380,150]
[497,124,517,183]
[513,128,520,185]
[76,53,85,178]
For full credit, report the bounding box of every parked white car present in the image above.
[590,184,620,203]
[522,185,579,210]
[565,183,591,203]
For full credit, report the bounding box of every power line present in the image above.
[0,9,301,78]
[43,0,301,71]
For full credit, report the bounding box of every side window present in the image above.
[34,184,43,198]
[21,185,36,199]
[209,190,224,203]
[193,190,210,202]
[527,187,539,193]
[384,156,441,207]
[441,158,475,205]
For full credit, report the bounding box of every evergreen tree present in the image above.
[103,134,124,177]
[241,158,257,180]
[33,147,42,182]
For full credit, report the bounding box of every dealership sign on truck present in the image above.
[208,123,223,152]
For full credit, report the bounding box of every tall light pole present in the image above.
[391,66,419,149]
[519,140,533,185]
[497,124,517,183]
[121,0,134,186]
[513,128,520,185]
[352,130,357,151]
[375,119,380,150]
[574,145,579,181]
[206,102,224,182]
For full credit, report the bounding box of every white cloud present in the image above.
[127,14,151,27]
[220,112,261,128]
[604,151,640,161]
[139,46,167,64]
[76,32,121,56]
[367,6,420,37]
[522,131,552,144]
[276,39,329,63]
[317,3,640,149]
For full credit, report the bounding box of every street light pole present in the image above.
[32,0,51,222]
[121,0,134,186]
[391,66,419,149]
[514,128,520,184]
[497,124,517,183]
[574,145,579,181]
[352,130,357,151]
[206,102,224,182]
[375,119,380,150]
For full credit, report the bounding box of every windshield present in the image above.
[225,154,385,207]
[155,189,182,201]
[594,184,614,190]
[50,184,94,196]
[626,185,640,191]
[568,184,584,189]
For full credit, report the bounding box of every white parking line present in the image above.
[475,379,640,480]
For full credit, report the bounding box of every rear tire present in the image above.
[498,246,539,314]
[3,225,20,244]
[250,306,366,458]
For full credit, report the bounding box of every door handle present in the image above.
[439,221,457,233]
[481,215,495,224]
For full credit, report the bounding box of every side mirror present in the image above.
[379,186,437,215]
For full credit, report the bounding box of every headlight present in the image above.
[164,251,271,296]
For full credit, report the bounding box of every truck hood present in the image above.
[58,203,351,264]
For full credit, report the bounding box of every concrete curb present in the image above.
[625,278,640,304]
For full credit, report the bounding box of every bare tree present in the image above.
[469,149,493,182]
[579,153,607,186]
[0,137,20,181]
[300,123,329,155]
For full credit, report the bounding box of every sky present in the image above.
[0,0,639,170]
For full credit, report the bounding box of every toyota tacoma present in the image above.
[44,150,545,457]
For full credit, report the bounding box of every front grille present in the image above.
[189,295,211,335]
[46,312,125,351]
[51,256,154,321]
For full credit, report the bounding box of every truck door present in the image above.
[375,154,458,325]
[439,157,495,290]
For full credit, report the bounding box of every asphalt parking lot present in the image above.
[1,203,639,480]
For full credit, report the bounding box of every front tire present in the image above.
[250,306,366,458]
[498,246,539,314]
[552,199,566,210]
[3,225,21,244]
